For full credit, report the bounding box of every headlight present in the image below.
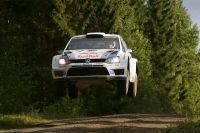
[59,58,70,65]
[106,56,120,64]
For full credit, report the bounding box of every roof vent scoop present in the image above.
[86,32,105,38]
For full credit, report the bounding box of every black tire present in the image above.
[68,84,78,99]
[127,73,138,98]
[55,81,66,98]
[117,70,129,96]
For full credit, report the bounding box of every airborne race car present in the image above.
[52,32,138,99]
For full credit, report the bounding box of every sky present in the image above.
[182,0,200,49]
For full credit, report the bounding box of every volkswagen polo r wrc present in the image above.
[52,32,138,99]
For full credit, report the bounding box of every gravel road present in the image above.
[3,114,184,133]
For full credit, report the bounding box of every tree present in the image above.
[0,0,61,113]
[170,0,200,113]
[146,0,200,113]
[0,0,35,113]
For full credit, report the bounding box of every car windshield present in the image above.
[66,37,120,50]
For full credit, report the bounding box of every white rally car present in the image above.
[52,32,138,99]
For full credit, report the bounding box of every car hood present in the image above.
[64,49,119,59]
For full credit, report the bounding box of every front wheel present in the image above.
[117,70,129,96]
[68,84,78,99]
[127,73,138,98]
[54,81,67,98]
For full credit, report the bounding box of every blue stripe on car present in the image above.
[107,50,120,59]
[62,55,69,59]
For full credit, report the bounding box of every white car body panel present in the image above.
[130,58,138,82]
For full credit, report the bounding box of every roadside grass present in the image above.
[0,112,84,130]
[0,113,49,130]
[166,117,200,133]
[0,97,86,130]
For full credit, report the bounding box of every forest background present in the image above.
[0,0,200,117]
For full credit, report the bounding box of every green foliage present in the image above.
[146,0,200,113]
[42,97,86,119]
[168,1,200,114]
[0,113,49,129]
[166,117,200,133]
[0,0,36,113]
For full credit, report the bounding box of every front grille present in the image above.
[67,67,109,76]
[72,65,103,67]
[70,59,106,63]
[113,69,124,75]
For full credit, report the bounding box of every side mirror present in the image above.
[57,50,64,54]
[127,48,132,53]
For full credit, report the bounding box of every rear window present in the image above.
[66,37,120,50]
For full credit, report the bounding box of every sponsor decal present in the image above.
[78,52,99,58]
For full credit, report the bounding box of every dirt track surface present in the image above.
[3,114,184,133]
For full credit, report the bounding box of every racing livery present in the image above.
[52,32,138,99]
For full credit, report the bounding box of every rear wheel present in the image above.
[68,84,78,99]
[55,81,67,98]
[117,70,129,96]
[127,73,138,98]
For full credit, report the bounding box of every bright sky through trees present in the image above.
[183,0,200,48]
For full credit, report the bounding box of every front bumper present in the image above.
[52,62,128,82]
